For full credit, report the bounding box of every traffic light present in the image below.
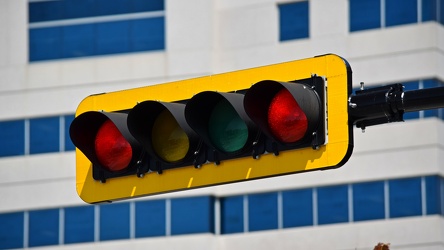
[71,54,353,203]
[69,111,149,182]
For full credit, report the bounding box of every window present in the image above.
[0,119,24,157]
[29,0,165,62]
[64,206,95,244]
[349,0,380,31]
[317,185,349,225]
[100,203,130,241]
[282,189,313,228]
[248,192,278,232]
[29,209,60,247]
[350,0,444,32]
[425,176,442,215]
[0,212,24,249]
[353,181,385,221]
[385,0,417,27]
[220,195,244,234]
[422,0,444,24]
[278,1,309,41]
[135,200,166,238]
[389,177,422,218]
[171,196,214,235]
[29,116,60,154]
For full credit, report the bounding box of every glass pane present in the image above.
[29,209,59,247]
[30,116,60,154]
[28,1,63,23]
[0,119,24,157]
[135,200,166,238]
[386,0,417,27]
[0,212,24,249]
[422,0,438,22]
[96,20,130,55]
[353,181,385,221]
[131,17,165,52]
[132,0,164,12]
[350,0,381,31]
[317,185,348,225]
[100,203,130,241]
[248,192,278,232]
[282,189,313,228]
[389,177,422,218]
[425,176,442,215]
[278,1,309,41]
[63,24,95,58]
[171,196,214,235]
[64,206,95,244]
[220,196,244,234]
[29,27,62,62]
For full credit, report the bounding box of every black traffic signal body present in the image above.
[69,111,148,182]
[71,54,353,203]
[127,101,206,173]
[244,77,325,155]
[184,91,265,165]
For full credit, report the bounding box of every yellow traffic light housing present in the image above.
[71,54,353,204]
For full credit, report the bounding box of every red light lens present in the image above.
[268,88,308,143]
[94,120,132,172]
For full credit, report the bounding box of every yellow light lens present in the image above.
[151,110,190,163]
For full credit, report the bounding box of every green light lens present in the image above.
[151,110,190,163]
[208,99,248,153]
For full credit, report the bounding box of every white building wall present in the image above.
[0,0,443,249]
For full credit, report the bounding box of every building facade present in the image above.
[0,0,444,249]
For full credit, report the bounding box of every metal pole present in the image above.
[400,87,444,112]
[349,84,444,129]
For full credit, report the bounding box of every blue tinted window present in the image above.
[278,1,309,41]
[248,192,278,232]
[29,209,59,247]
[96,0,131,16]
[30,116,60,154]
[132,0,164,12]
[0,119,24,157]
[29,0,64,23]
[389,177,422,218]
[96,20,130,55]
[64,115,76,151]
[131,17,165,52]
[353,181,385,221]
[100,203,130,241]
[29,0,164,22]
[171,196,214,235]
[220,196,244,234]
[282,189,313,228]
[64,206,94,244]
[0,212,24,249]
[63,24,95,58]
[425,176,442,215]
[135,200,166,238]
[29,27,62,61]
[350,0,381,31]
[386,0,417,27]
[317,185,348,225]
[403,81,420,120]
[422,0,439,22]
